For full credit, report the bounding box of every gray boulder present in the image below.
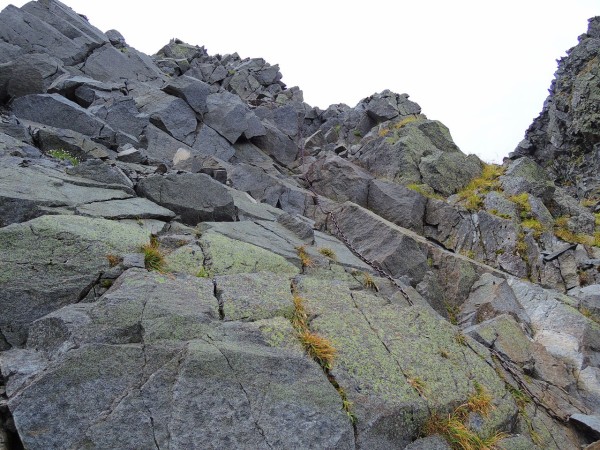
[500,157,555,203]
[0,215,149,347]
[79,44,165,84]
[204,91,265,143]
[367,179,427,233]
[0,164,134,226]
[363,90,421,122]
[459,273,530,329]
[90,96,148,140]
[136,91,197,145]
[162,75,211,115]
[230,163,314,216]
[66,160,132,189]
[251,121,299,167]
[191,124,236,161]
[12,94,116,146]
[3,53,66,100]
[75,197,175,221]
[30,122,117,160]
[143,124,195,163]
[0,1,107,66]
[304,154,373,206]
[420,151,483,197]
[136,172,236,225]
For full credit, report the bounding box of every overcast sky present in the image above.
[2,1,598,163]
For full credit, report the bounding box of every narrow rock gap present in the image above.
[289,280,358,448]
[213,278,224,320]
[0,372,24,450]
[203,336,273,449]
[140,297,161,450]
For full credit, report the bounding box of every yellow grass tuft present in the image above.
[295,245,314,269]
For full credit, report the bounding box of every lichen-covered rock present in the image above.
[295,276,517,449]
[200,231,300,276]
[0,269,354,449]
[0,163,135,226]
[0,215,150,347]
[216,272,295,321]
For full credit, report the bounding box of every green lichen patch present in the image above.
[216,272,295,322]
[200,232,299,276]
[164,244,205,275]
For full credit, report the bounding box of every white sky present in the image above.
[1,1,598,163]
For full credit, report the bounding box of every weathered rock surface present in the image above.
[0,215,149,347]
[1,269,354,449]
[0,2,598,448]
[513,17,600,198]
[136,172,236,225]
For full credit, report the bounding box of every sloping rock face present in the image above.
[513,17,600,198]
[0,2,599,449]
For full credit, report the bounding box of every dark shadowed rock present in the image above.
[162,75,211,115]
[0,1,107,66]
[367,179,427,233]
[251,121,299,167]
[12,94,116,145]
[136,91,197,145]
[204,91,265,143]
[31,122,117,160]
[4,53,66,100]
[136,172,236,225]
[305,154,372,206]
[79,44,165,84]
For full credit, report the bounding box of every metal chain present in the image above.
[301,173,414,305]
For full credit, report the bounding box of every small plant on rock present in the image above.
[423,382,506,450]
[106,254,121,267]
[318,247,337,260]
[295,245,314,269]
[521,218,545,239]
[196,267,210,278]
[407,375,427,398]
[361,272,378,291]
[299,330,337,370]
[142,236,166,272]
[48,148,79,165]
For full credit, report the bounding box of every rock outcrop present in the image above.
[513,17,600,199]
[0,2,599,449]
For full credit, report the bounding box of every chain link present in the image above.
[303,177,414,306]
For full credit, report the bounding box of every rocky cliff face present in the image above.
[513,17,600,199]
[0,2,599,449]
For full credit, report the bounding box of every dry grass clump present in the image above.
[299,330,337,370]
[295,245,314,269]
[318,247,337,260]
[457,164,505,212]
[521,218,545,239]
[553,216,597,246]
[291,293,336,370]
[106,254,121,267]
[423,382,506,450]
[141,236,166,272]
